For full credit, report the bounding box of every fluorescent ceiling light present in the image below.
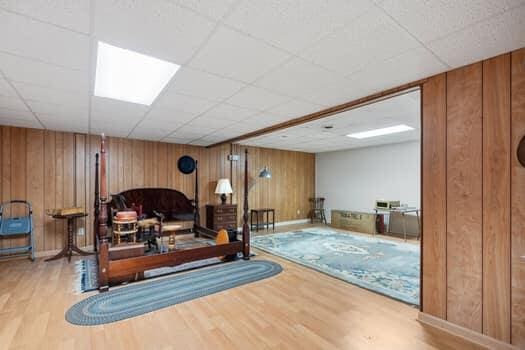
[94,41,180,105]
[347,124,414,139]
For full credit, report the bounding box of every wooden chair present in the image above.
[309,197,327,224]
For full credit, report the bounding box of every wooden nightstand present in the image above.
[205,204,238,231]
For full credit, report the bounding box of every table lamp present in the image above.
[215,178,233,205]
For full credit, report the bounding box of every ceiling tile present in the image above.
[187,115,237,128]
[0,53,89,92]
[0,116,40,129]
[300,7,421,76]
[155,90,216,115]
[265,98,325,120]
[206,128,241,138]
[225,86,290,111]
[95,0,215,65]
[146,106,195,124]
[428,5,525,68]
[223,0,373,53]
[91,96,148,125]
[198,134,226,143]
[163,136,195,144]
[298,77,364,107]
[0,78,17,97]
[189,25,291,83]
[129,124,174,140]
[346,47,447,98]
[222,123,260,134]
[90,125,131,138]
[0,107,35,120]
[242,112,286,128]
[376,0,525,43]
[254,57,343,101]
[0,0,90,33]
[189,139,211,146]
[28,100,88,122]
[172,124,207,134]
[0,94,28,111]
[169,0,237,21]
[167,67,245,102]
[198,103,258,122]
[38,115,88,133]
[13,81,89,109]
[0,9,90,70]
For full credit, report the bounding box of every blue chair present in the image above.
[0,200,34,261]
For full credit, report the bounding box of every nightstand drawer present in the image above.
[213,206,236,215]
[214,215,236,223]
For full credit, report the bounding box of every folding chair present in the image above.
[0,200,34,261]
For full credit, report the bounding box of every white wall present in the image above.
[315,141,420,222]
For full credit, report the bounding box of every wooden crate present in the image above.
[331,210,376,234]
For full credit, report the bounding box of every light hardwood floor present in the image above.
[0,224,483,350]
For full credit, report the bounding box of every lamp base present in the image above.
[220,193,227,205]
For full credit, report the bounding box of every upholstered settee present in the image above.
[109,188,196,230]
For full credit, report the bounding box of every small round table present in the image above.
[45,212,92,262]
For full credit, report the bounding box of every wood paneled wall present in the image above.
[511,48,525,348]
[422,48,524,347]
[229,144,315,223]
[0,128,315,255]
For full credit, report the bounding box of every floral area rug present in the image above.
[251,228,420,305]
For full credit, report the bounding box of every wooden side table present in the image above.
[250,208,275,232]
[45,212,92,262]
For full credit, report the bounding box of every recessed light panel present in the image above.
[347,124,414,139]
[94,41,180,105]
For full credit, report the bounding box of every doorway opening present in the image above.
[242,88,422,306]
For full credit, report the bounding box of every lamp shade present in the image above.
[259,166,272,178]
[215,178,233,194]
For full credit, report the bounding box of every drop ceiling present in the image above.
[241,89,421,153]
[0,1,523,146]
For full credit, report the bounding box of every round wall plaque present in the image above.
[177,155,196,174]
[518,135,525,167]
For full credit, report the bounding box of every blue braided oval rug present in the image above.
[66,260,282,326]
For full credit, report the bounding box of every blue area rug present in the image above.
[251,228,419,305]
[66,260,282,325]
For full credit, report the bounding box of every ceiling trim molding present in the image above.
[207,77,427,148]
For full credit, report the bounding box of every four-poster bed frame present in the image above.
[95,135,250,291]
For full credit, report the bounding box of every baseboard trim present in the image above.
[275,219,310,227]
[418,312,518,350]
[239,218,310,232]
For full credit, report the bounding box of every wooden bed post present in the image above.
[242,148,250,260]
[93,153,99,252]
[194,160,200,230]
[98,135,109,291]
